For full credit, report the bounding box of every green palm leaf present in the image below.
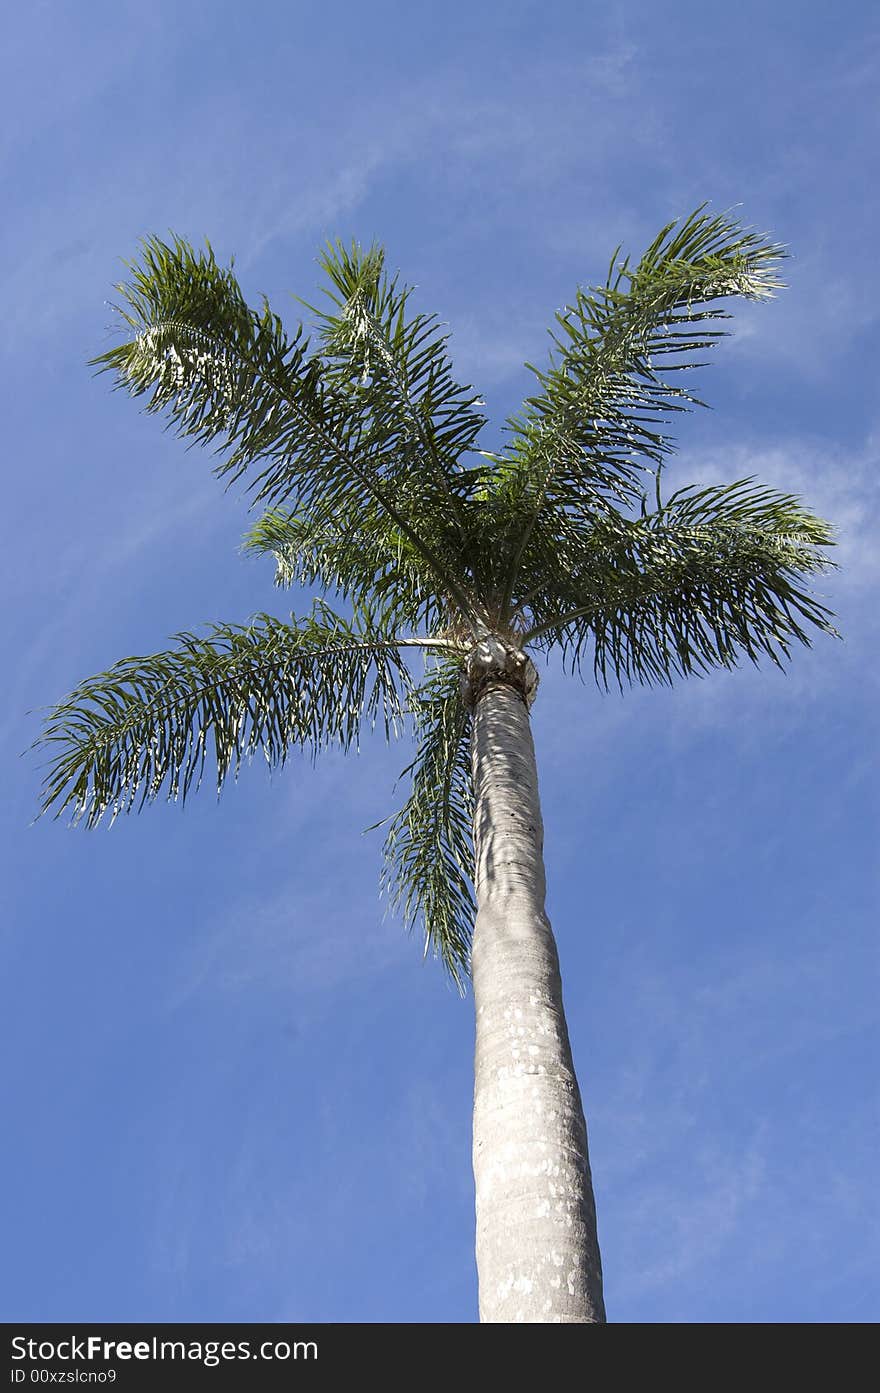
[315,241,486,493]
[521,479,836,686]
[94,235,482,628]
[380,663,474,988]
[492,206,787,622]
[242,506,447,635]
[37,603,413,828]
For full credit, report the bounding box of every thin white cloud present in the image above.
[675,433,880,598]
[730,263,880,379]
[165,749,408,1013]
[610,1138,767,1298]
[1,468,226,756]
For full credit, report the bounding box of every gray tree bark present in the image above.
[470,671,605,1323]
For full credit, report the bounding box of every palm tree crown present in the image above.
[37,208,836,989]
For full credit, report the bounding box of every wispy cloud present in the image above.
[731,262,880,379]
[611,1138,767,1299]
[1,467,226,756]
[165,748,410,1014]
[678,431,880,595]
[169,877,401,1013]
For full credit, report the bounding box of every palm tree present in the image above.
[36,209,836,1323]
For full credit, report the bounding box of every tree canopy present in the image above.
[36,208,836,985]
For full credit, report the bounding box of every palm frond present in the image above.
[315,240,487,489]
[312,241,494,621]
[92,235,482,628]
[94,235,319,499]
[242,506,447,634]
[521,479,837,686]
[492,206,787,621]
[36,602,413,827]
[380,663,474,988]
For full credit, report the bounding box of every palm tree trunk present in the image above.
[470,677,605,1323]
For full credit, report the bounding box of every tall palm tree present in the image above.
[37,209,836,1323]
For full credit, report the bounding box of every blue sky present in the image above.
[2,0,877,1323]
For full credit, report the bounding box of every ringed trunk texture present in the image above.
[470,678,605,1323]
